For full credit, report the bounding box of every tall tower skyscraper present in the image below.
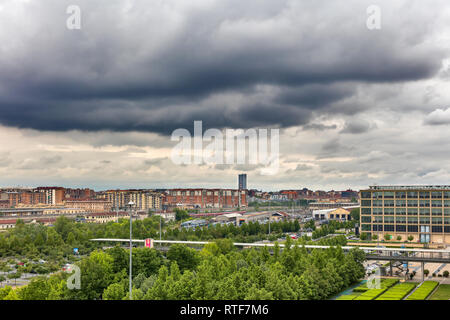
[238,174,247,190]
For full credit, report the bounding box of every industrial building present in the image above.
[313,206,359,221]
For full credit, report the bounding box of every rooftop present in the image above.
[368,185,450,191]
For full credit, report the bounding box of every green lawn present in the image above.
[429,284,450,300]
[406,281,439,300]
[375,282,417,300]
[353,278,399,300]
[336,278,400,301]
[336,293,360,300]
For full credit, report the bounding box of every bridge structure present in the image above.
[91,238,450,281]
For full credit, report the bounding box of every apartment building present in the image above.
[164,188,247,209]
[360,185,450,244]
[105,190,163,211]
[7,191,45,207]
[64,188,95,200]
[238,174,247,190]
[36,187,65,205]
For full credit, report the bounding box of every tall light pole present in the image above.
[128,201,135,300]
[268,199,271,235]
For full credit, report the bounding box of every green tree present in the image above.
[2,286,19,300]
[17,277,51,300]
[167,244,200,271]
[304,220,316,231]
[214,239,234,255]
[132,248,163,277]
[65,250,114,300]
[174,208,190,221]
[103,282,126,300]
[350,208,360,221]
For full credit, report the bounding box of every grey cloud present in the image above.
[41,156,62,165]
[302,123,338,131]
[0,0,446,135]
[340,119,376,134]
[424,108,450,125]
[286,164,313,173]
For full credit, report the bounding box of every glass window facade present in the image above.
[360,187,450,242]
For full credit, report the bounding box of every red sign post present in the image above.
[145,238,153,248]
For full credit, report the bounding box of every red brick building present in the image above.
[36,187,65,205]
[6,191,46,207]
[164,189,247,209]
[64,188,95,200]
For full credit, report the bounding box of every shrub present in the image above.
[443,271,449,278]
[424,269,429,276]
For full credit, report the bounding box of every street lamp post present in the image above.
[128,201,135,300]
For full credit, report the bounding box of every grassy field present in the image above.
[429,284,450,300]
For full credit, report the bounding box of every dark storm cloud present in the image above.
[0,0,446,135]
[274,84,354,108]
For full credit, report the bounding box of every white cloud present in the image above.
[424,108,450,125]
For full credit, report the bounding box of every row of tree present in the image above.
[0,239,366,300]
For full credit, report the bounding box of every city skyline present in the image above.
[0,1,450,191]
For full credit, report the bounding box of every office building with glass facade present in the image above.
[360,186,450,244]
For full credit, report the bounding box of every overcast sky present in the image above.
[1,0,450,191]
